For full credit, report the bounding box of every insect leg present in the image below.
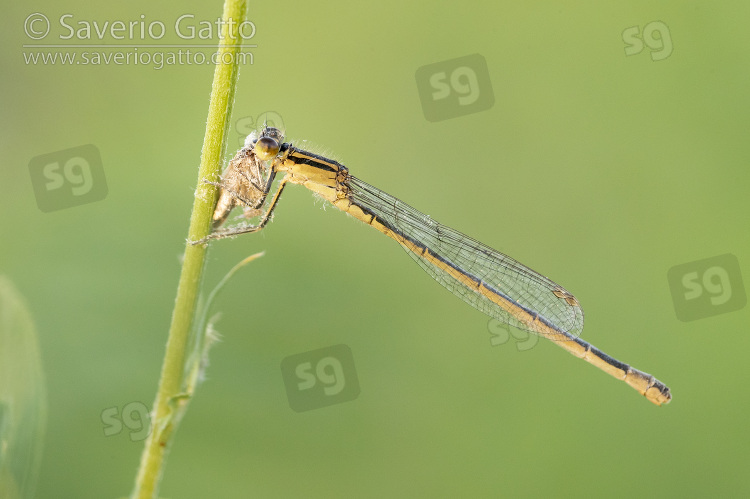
[191,175,290,244]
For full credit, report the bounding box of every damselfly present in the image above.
[193,127,672,406]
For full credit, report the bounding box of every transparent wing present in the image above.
[347,176,584,337]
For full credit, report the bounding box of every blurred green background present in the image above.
[2,1,749,497]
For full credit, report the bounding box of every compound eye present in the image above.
[243,131,259,149]
[254,136,280,160]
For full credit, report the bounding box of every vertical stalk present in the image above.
[131,1,246,497]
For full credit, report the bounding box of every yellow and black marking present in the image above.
[203,128,671,406]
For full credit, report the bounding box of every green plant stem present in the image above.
[131,1,246,497]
